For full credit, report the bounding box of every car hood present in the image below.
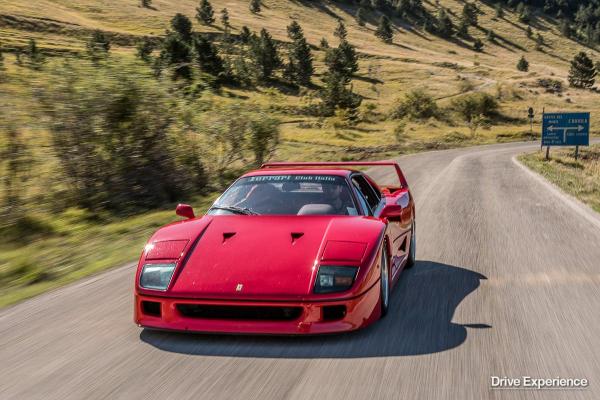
[163,215,383,300]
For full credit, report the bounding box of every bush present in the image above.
[390,89,439,120]
[451,92,498,122]
[193,101,280,183]
[537,78,563,93]
[450,92,498,137]
[36,60,207,213]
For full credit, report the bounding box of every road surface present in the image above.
[2,141,600,400]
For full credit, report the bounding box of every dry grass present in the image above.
[2,0,600,160]
[519,145,600,213]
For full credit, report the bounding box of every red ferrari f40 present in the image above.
[134,162,415,334]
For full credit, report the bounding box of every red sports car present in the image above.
[134,162,415,334]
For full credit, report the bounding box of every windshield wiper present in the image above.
[211,205,260,215]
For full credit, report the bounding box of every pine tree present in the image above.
[462,3,478,26]
[585,24,594,45]
[487,29,495,42]
[287,20,303,41]
[324,39,358,87]
[320,37,329,49]
[457,18,469,37]
[526,26,533,38]
[436,9,453,37]
[568,51,596,89]
[239,26,251,43]
[338,40,358,77]
[196,0,215,25]
[193,34,224,77]
[27,38,45,68]
[518,5,532,24]
[334,20,347,41]
[86,30,110,61]
[473,38,484,52]
[285,21,314,85]
[559,19,571,38]
[320,67,361,115]
[136,37,155,62]
[160,31,193,79]
[516,55,529,72]
[171,13,193,43]
[141,0,152,8]
[356,7,367,27]
[249,28,281,80]
[220,8,230,29]
[249,0,261,14]
[535,33,543,51]
[155,32,192,79]
[375,16,393,43]
[495,4,504,18]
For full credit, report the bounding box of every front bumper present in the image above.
[134,283,381,335]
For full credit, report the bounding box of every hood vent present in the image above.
[291,232,304,243]
[222,232,236,242]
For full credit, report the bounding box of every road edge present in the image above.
[0,263,136,318]
[512,155,600,231]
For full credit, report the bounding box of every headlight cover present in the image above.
[139,263,176,291]
[314,265,358,294]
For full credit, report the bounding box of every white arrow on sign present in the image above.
[547,125,585,142]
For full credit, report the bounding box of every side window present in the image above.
[352,184,371,216]
[351,175,381,213]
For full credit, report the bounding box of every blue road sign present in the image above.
[542,112,590,146]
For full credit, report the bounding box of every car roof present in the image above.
[243,168,357,178]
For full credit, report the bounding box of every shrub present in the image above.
[537,78,563,93]
[450,92,498,137]
[390,89,439,120]
[451,92,498,121]
[36,60,207,212]
[517,56,529,72]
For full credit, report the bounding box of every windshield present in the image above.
[208,175,359,216]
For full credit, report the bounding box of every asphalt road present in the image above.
[2,141,600,400]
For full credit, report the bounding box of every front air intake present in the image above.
[142,301,162,317]
[176,304,303,321]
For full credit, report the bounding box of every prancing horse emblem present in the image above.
[236,283,243,292]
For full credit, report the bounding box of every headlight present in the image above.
[314,266,358,294]
[139,263,176,290]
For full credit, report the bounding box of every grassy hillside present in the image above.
[1,0,600,160]
[1,0,600,307]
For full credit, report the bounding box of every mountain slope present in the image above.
[1,0,599,159]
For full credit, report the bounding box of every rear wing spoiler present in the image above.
[260,161,408,189]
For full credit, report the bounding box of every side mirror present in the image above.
[380,204,403,222]
[176,203,195,219]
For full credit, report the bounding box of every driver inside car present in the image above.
[323,182,354,215]
[235,183,285,214]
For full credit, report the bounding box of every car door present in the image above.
[353,174,411,280]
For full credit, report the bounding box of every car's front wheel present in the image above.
[380,244,390,317]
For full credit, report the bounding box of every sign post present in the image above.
[528,107,534,140]
[541,112,590,160]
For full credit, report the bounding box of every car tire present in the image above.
[405,220,416,269]
[380,244,390,317]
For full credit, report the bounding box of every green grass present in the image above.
[0,195,217,308]
[519,145,600,213]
